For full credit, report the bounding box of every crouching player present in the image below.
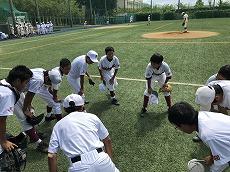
[141,53,172,116]
[98,46,120,105]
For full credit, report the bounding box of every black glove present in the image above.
[182,22,185,26]
[88,78,95,86]
[1,133,27,172]
[26,114,44,126]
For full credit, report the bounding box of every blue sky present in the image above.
[143,0,210,6]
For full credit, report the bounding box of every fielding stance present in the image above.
[67,50,98,103]
[98,46,120,105]
[0,65,32,154]
[141,53,172,116]
[14,68,62,152]
[48,94,119,172]
[45,58,71,121]
[168,102,230,172]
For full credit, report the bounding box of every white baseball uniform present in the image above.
[98,55,120,91]
[183,13,189,28]
[144,61,172,96]
[206,74,217,85]
[67,55,88,93]
[0,79,17,154]
[48,112,119,172]
[197,111,230,172]
[14,68,62,131]
[208,80,230,110]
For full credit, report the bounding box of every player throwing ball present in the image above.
[141,53,172,116]
[98,46,120,105]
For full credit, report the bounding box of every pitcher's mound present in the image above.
[142,31,219,39]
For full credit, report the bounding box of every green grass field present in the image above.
[0,18,230,172]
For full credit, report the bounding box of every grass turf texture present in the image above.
[0,18,230,171]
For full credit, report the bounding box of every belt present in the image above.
[71,148,103,163]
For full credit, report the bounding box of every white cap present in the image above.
[181,12,185,15]
[149,91,159,105]
[48,70,62,85]
[99,83,106,92]
[63,94,84,108]
[195,86,215,111]
[187,159,205,172]
[87,50,98,63]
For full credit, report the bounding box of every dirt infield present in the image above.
[94,25,135,30]
[142,31,219,39]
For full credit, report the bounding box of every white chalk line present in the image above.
[0,68,203,87]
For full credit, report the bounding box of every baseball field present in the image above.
[0,17,230,172]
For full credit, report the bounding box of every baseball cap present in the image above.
[195,86,215,111]
[48,70,62,85]
[181,12,185,15]
[86,50,98,63]
[63,94,84,108]
[149,91,159,105]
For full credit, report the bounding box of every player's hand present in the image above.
[109,77,115,85]
[24,109,33,118]
[204,155,214,166]
[88,78,95,86]
[147,87,153,94]
[53,98,62,103]
[1,140,18,152]
[78,89,84,96]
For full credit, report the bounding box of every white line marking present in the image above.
[0,68,204,87]
[91,75,204,87]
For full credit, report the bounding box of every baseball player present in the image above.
[0,65,32,154]
[195,80,230,115]
[193,65,230,142]
[48,94,120,172]
[129,15,133,23]
[67,50,98,103]
[168,102,230,172]
[44,58,71,121]
[147,15,151,26]
[206,64,230,85]
[14,68,62,153]
[98,46,120,105]
[181,12,189,33]
[141,53,172,116]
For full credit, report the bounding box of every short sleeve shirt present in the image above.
[98,55,120,75]
[0,79,15,116]
[205,74,217,85]
[27,68,45,93]
[48,112,109,158]
[198,111,230,166]
[51,67,63,90]
[145,61,172,79]
[183,14,188,22]
[68,55,88,79]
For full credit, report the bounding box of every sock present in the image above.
[25,127,39,143]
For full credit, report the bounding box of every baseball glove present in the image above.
[182,22,185,26]
[0,133,27,172]
[26,114,44,126]
[88,78,95,86]
[0,148,27,172]
[159,84,172,93]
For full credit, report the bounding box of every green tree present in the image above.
[194,0,204,8]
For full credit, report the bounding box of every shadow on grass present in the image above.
[87,99,113,117]
[135,111,168,137]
